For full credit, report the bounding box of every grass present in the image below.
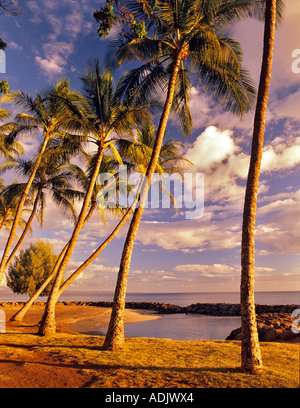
[0,332,299,388]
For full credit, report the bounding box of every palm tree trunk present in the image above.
[6,187,42,268]
[58,192,139,295]
[38,142,105,336]
[10,201,97,322]
[240,0,276,373]
[0,134,50,285]
[103,54,182,350]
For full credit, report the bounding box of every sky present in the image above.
[0,0,299,295]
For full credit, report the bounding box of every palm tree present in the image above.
[102,0,256,350]
[0,182,31,234]
[0,107,24,159]
[0,79,87,284]
[0,152,83,271]
[0,81,9,95]
[10,123,187,322]
[9,153,120,322]
[37,60,154,336]
[117,121,189,175]
[48,122,190,300]
[240,0,283,373]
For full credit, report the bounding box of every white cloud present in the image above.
[185,126,237,170]
[35,41,74,78]
[174,263,237,274]
[261,137,300,172]
[136,212,242,253]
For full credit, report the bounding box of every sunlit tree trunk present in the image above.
[6,187,42,268]
[38,143,105,336]
[10,202,97,323]
[103,55,182,351]
[240,0,276,373]
[58,194,139,295]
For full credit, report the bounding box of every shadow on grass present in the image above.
[0,356,242,375]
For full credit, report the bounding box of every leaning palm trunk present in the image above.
[0,134,50,284]
[6,187,43,269]
[240,0,276,373]
[38,143,105,335]
[58,193,140,295]
[10,202,97,322]
[103,55,182,350]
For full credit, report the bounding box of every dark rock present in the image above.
[262,327,278,342]
[226,327,241,340]
[278,329,298,341]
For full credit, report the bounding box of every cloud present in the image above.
[174,263,237,275]
[7,41,23,51]
[27,0,42,23]
[35,41,74,78]
[262,144,300,172]
[188,87,254,133]
[133,125,300,255]
[256,189,300,255]
[29,0,99,79]
[136,212,242,253]
[185,126,237,170]
[184,126,249,205]
[269,88,300,122]
[173,263,276,276]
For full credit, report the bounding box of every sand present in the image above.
[1,303,160,335]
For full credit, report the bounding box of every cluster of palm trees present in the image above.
[0,0,282,374]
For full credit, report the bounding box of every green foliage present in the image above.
[7,240,58,297]
[94,0,148,39]
[0,183,31,232]
[0,80,9,94]
[94,2,119,38]
[130,19,147,39]
[105,0,257,138]
[0,38,7,50]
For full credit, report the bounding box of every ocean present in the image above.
[1,290,299,340]
[39,290,300,306]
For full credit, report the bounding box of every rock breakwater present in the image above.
[226,313,299,343]
[1,300,298,316]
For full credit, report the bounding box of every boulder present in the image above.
[226,327,241,340]
[278,329,298,341]
[262,327,278,342]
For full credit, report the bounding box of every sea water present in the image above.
[1,290,299,340]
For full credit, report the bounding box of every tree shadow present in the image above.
[0,355,243,375]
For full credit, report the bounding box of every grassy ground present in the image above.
[0,332,299,388]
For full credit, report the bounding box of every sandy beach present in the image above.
[2,303,160,335]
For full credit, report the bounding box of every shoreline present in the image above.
[1,299,299,316]
[2,304,160,336]
[1,301,299,343]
